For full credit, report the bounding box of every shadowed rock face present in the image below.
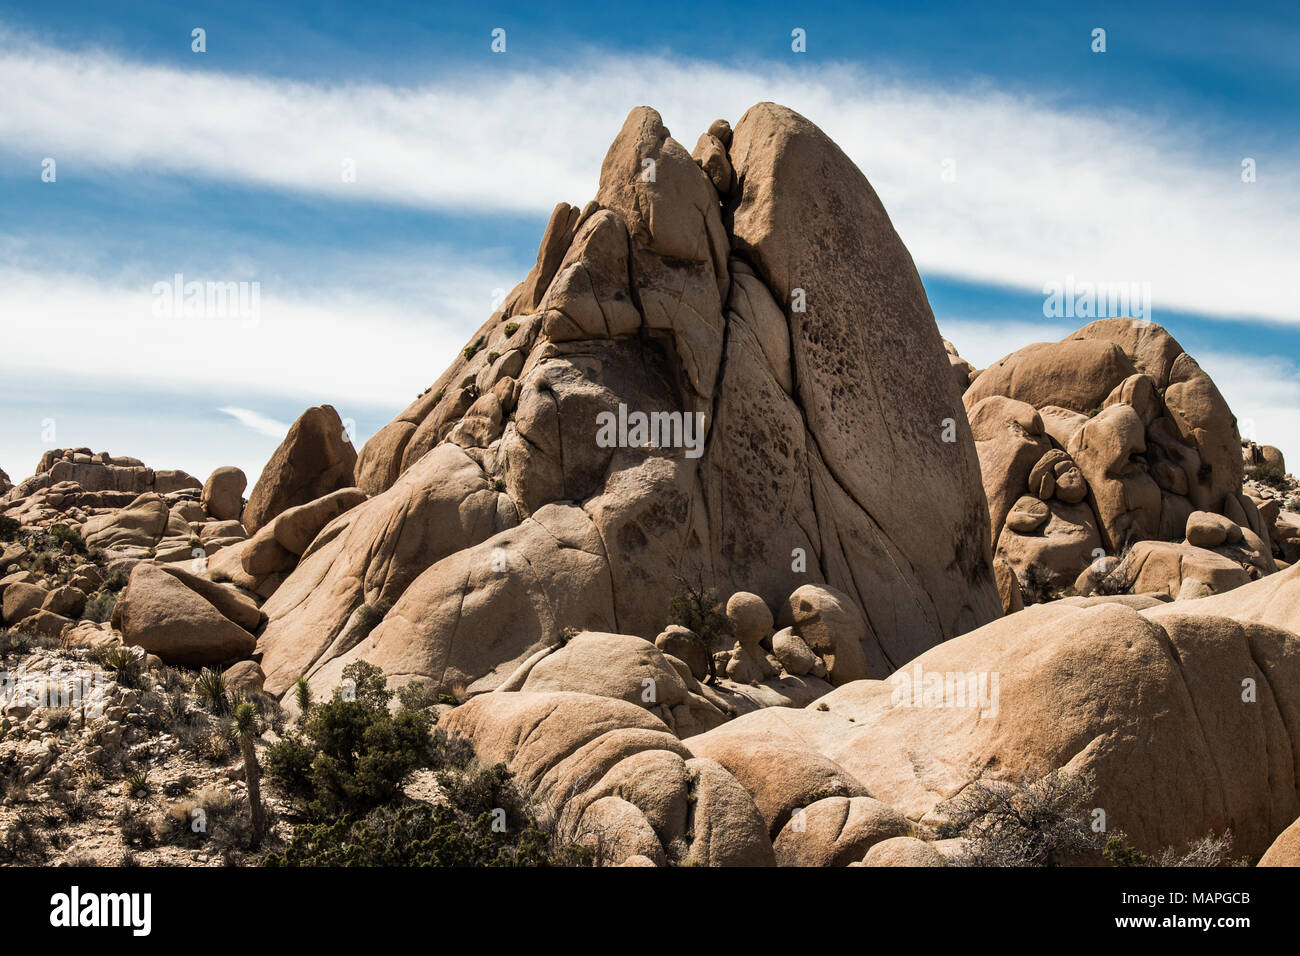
[255,102,1002,698]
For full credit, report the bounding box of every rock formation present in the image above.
[4,100,1299,870]
[958,321,1284,608]
[253,102,1002,698]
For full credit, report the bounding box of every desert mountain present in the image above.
[3,103,1300,868]
[245,102,1002,699]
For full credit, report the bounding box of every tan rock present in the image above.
[1185,510,1241,548]
[2,582,47,624]
[774,795,912,867]
[861,836,947,867]
[242,405,357,534]
[201,466,247,522]
[779,584,870,684]
[113,563,257,667]
[81,492,169,551]
[272,487,366,556]
[442,691,772,865]
[1259,816,1300,866]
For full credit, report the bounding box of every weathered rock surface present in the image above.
[256,103,1001,697]
[687,598,1300,860]
[963,319,1268,605]
[441,691,774,865]
[113,563,259,667]
[241,405,357,534]
[201,466,247,522]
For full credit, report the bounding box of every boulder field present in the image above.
[3,101,1299,867]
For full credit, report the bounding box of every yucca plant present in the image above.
[195,668,229,715]
[233,702,266,847]
[124,765,150,799]
[293,675,313,720]
[98,645,144,688]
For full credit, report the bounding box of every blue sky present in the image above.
[1,0,1297,483]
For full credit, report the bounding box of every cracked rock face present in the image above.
[256,102,1002,698]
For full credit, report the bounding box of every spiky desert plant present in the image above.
[97,644,144,688]
[196,667,229,715]
[294,675,313,721]
[233,701,266,847]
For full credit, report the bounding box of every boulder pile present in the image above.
[958,322,1288,608]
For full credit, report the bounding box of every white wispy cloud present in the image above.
[938,319,1076,370]
[217,406,290,439]
[0,34,1296,324]
[0,257,507,409]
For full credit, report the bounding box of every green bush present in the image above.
[50,524,86,554]
[264,661,441,820]
[195,667,230,715]
[82,591,117,623]
[264,763,592,867]
[94,644,144,689]
[353,600,392,636]
[101,567,130,593]
[1246,461,1288,489]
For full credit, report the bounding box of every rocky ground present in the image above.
[4,100,1300,867]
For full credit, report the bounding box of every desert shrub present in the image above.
[503,322,519,336]
[49,524,86,554]
[195,667,229,715]
[265,762,592,867]
[293,675,313,720]
[94,644,145,689]
[1246,461,1288,489]
[53,787,94,823]
[101,567,130,593]
[82,591,117,623]
[117,806,156,849]
[936,768,1103,866]
[353,600,392,637]
[124,764,151,798]
[463,341,482,361]
[0,515,19,541]
[1104,830,1247,867]
[666,574,733,683]
[0,811,49,863]
[396,682,443,712]
[264,661,440,820]
[150,784,261,860]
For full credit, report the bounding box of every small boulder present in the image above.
[654,624,709,681]
[1185,510,1241,548]
[861,836,947,867]
[778,584,870,684]
[41,585,87,619]
[3,582,48,625]
[201,466,247,522]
